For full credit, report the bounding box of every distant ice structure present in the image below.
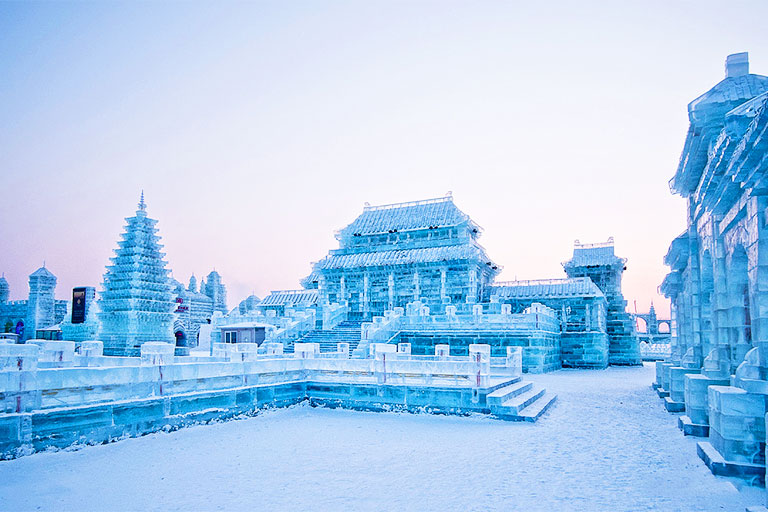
[0,268,68,341]
[23,267,58,342]
[563,239,640,365]
[170,277,214,353]
[201,270,228,314]
[98,193,176,356]
[0,275,8,303]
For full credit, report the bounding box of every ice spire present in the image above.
[138,190,146,212]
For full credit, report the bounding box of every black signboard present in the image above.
[72,287,87,324]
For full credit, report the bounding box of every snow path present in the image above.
[0,363,762,511]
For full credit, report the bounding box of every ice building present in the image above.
[201,270,227,314]
[170,276,214,351]
[304,195,500,319]
[98,194,176,356]
[653,53,768,486]
[634,303,672,345]
[489,277,609,368]
[256,289,319,317]
[562,239,640,365]
[278,195,639,371]
[0,268,68,341]
[235,294,262,315]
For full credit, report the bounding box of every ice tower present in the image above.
[0,275,9,304]
[24,266,58,341]
[202,270,227,314]
[563,239,640,365]
[98,194,176,356]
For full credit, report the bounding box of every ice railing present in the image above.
[358,301,559,355]
[0,340,522,412]
[268,308,317,344]
[640,342,671,360]
[321,302,348,331]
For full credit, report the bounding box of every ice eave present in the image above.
[660,271,683,298]
[664,232,689,271]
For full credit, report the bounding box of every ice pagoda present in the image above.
[98,193,176,356]
[303,195,500,319]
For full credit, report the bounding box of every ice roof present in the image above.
[563,240,624,269]
[490,278,604,299]
[689,75,768,115]
[339,196,477,237]
[314,244,496,270]
[30,267,56,279]
[259,289,318,307]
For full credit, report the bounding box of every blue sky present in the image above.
[1,1,767,316]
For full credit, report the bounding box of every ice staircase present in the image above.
[286,320,365,353]
[486,376,557,422]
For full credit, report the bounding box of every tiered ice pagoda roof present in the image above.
[315,245,495,270]
[490,278,604,299]
[337,195,480,239]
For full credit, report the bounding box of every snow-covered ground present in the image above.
[0,363,762,511]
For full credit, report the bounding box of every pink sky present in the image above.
[2,1,768,318]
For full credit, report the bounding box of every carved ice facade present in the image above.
[655,53,768,486]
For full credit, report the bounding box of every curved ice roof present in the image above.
[339,196,477,237]
[490,278,604,299]
[563,242,625,269]
[259,289,318,307]
[315,244,496,270]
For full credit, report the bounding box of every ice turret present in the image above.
[24,266,57,341]
[204,270,228,314]
[0,274,8,303]
[725,52,749,78]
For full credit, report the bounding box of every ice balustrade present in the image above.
[265,309,316,344]
[640,342,671,360]
[360,302,560,351]
[321,302,348,330]
[26,340,76,368]
[0,341,519,412]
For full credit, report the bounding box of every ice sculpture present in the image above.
[98,193,176,356]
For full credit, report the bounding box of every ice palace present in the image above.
[2,52,768,511]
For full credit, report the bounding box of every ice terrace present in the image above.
[0,336,556,458]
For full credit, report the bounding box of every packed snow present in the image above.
[0,363,761,511]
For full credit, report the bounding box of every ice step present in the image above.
[499,385,546,414]
[486,379,530,406]
[517,392,557,422]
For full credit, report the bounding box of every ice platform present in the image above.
[697,441,765,485]
[664,396,685,413]
[0,344,556,457]
[678,415,709,437]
